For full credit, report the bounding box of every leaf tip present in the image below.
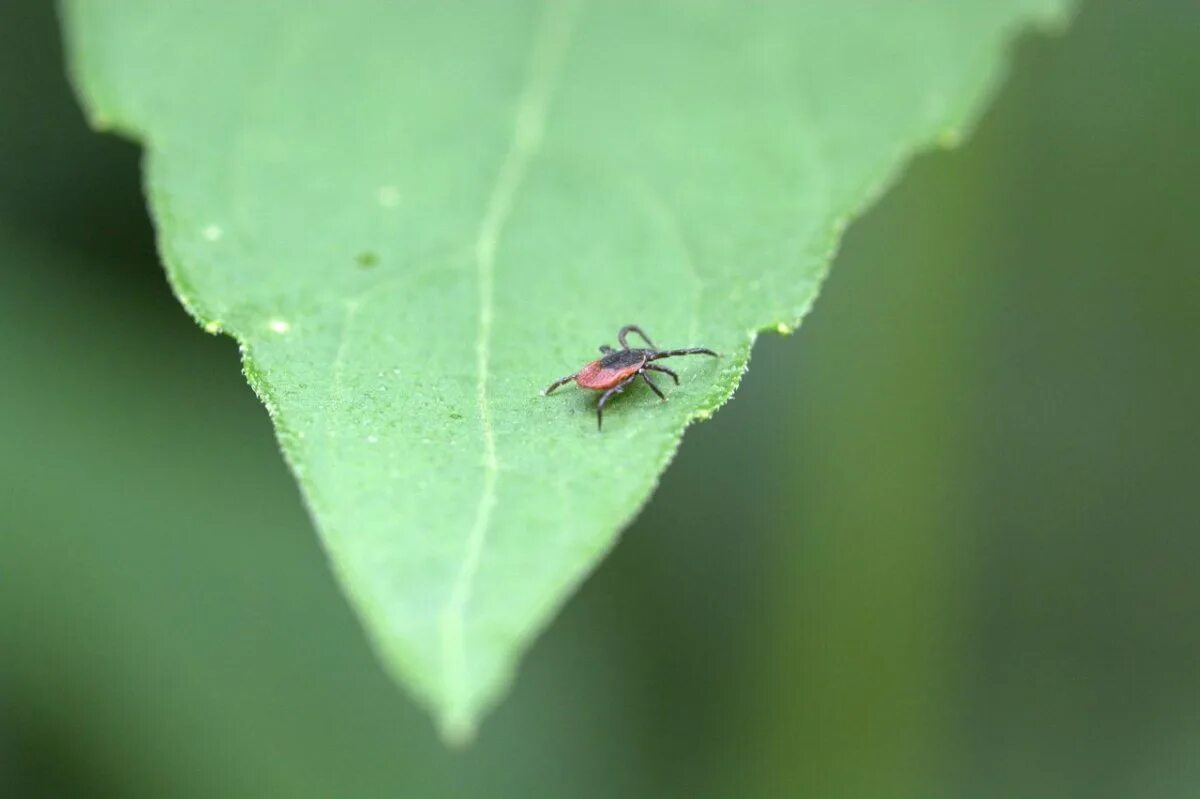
[438,710,479,748]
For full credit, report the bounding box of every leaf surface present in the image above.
[63,0,1071,740]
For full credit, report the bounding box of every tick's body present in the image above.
[544,325,718,430]
[573,348,651,390]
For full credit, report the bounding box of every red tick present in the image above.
[544,324,718,430]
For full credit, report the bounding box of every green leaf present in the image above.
[62,0,1072,740]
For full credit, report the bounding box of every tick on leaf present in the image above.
[544,324,718,430]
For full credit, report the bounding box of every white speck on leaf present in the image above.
[939,128,962,148]
[376,185,401,207]
[269,319,291,333]
[202,224,223,241]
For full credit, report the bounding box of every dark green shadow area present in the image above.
[2,1,1197,797]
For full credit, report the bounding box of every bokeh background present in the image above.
[2,1,1197,796]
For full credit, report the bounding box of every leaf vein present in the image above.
[436,0,580,741]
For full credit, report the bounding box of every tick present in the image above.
[543,324,718,430]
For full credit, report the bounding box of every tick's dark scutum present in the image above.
[599,349,648,369]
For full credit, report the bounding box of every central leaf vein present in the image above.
[436,0,580,741]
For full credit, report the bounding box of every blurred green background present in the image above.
[2,1,1197,796]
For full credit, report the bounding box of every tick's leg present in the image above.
[598,344,614,354]
[618,325,657,350]
[648,347,718,360]
[641,371,667,401]
[596,375,638,430]
[543,373,577,395]
[645,364,679,384]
